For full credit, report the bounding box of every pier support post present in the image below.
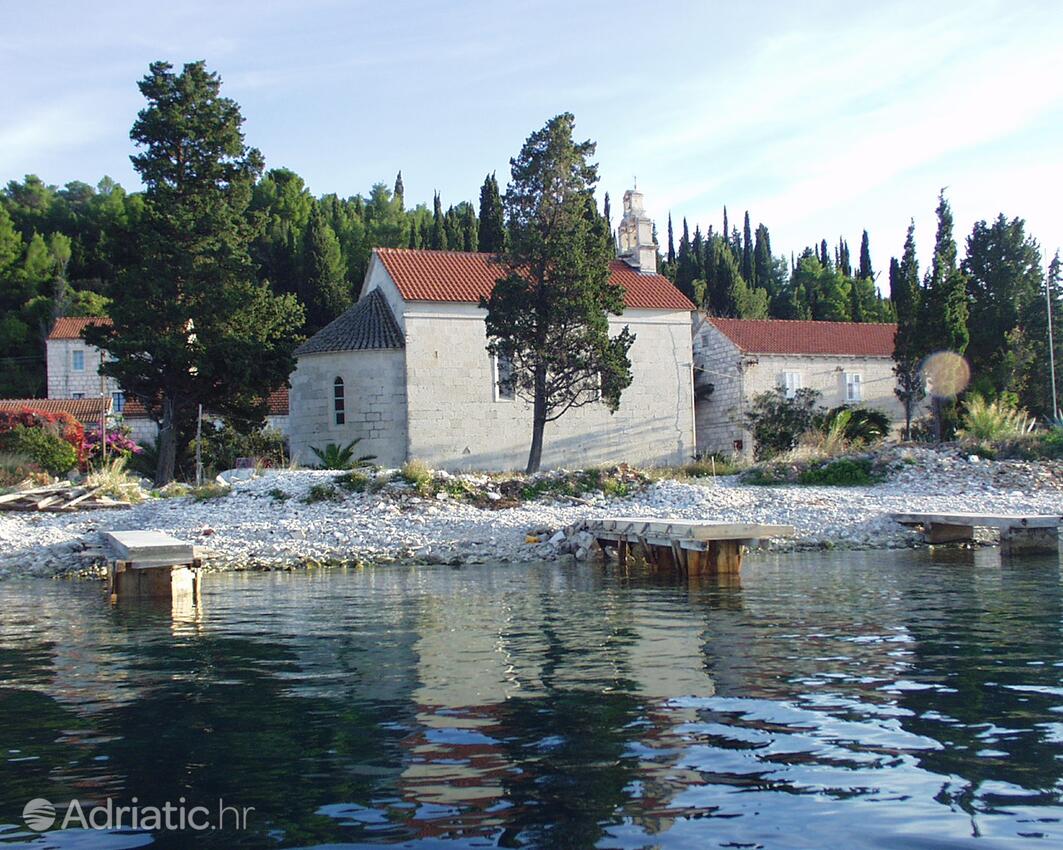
[925,522,975,545]
[108,561,201,603]
[1000,526,1060,556]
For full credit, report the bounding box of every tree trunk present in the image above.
[155,396,178,486]
[931,396,943,443]
[526,366,547,474]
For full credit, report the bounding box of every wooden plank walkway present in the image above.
[891,512,1062,555]
[101,530,201,602]
[581,517,794,574]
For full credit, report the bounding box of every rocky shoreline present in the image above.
[0,445,1059,580]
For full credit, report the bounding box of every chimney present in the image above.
[616,188,656,274]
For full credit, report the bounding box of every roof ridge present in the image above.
[707,315,896,327]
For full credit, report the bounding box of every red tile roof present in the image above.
[375,248,694,311]
[0,397,112,423]
[122,389,288,418]
[47,317,112,340]
[706,317,897,357]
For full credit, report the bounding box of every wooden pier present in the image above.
[891,512,1062,555]
[102,530,201,603]
[581,517,794,574]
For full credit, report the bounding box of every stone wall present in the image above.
[399,303,695,471]
[289,349,408,468]
[693,320,921,459]
[46,339,119,399]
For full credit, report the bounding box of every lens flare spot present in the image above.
[921,351,970,398]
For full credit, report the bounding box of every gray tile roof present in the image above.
[295,288,405,355]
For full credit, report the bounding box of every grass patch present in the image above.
[86,457,145,504]
[336,470,370,492]
[192,482,230,501]
[400,459,434,495]
[797,458,879,486]
[304,482,344,504]
[267,487,290,502]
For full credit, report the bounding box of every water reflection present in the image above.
[0,548,1060,848]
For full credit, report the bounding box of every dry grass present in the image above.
[86,457,145,504]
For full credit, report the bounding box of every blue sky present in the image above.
[3,0,1061,276]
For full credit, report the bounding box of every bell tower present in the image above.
[616,187,657,274]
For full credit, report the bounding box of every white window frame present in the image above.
[493,353,515,402]
[845,371,863,404]
[111,391,125,413]
[779,371,802,400]
[72,349,85,372]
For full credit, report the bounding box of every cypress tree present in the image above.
[858,230,873,281]
[430,192,446,250]
[666,213,676,265]
[477,173,506,254]
[741,211,754,286]
[602,192,612,248]
[302,203,350,332]
[459,201,478,252]
[891,221,923,438]
[753,224,772,294]
[444,204,462,250]
[393,170,404,210]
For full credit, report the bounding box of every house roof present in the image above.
[122,388,289,419]
[47,317,111,340]
[295,288,405,356]
[0,397,112,423]
[374,248,695,311]
[706,317,897,357]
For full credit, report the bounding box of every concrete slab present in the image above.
[102,530,194,565]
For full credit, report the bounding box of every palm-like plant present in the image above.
[309,439,375,470]
[958,395,1034,441]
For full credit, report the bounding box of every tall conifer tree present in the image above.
[891,221,923,437]
[477,172,506,253]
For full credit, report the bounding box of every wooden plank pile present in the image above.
[0,482,132,512]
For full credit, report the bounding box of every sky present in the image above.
[3,0,1062,280]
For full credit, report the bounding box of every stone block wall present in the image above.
[289,349,408,468]
[46,339,119,399]
[402,304,695,471]
[692,323,747,456]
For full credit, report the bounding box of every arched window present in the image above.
[333,377,345,425]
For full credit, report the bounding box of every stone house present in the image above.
[45,317,290,444]
[692,315,906,457]
[289,191,696,470]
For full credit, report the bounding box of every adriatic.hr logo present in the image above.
[20,796,254,832]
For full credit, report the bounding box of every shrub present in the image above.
[0,425,79,475]
[819,405,891,444]
[200,422,288,472]
[0,452,41,488]
[401,459,434,494]
[304,482,343,503]
[192,482,230,501]
[798,458,877,486]
[336,470,369,492]
[309,439,375,470]
[958,394,1034,441]
[267,487,290,502]
[745,387,822,459]
[86,457,145,503]
[0,407,86,468]
[84,425,143,466]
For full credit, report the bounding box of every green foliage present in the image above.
[85,457,145,503]
[798,458,877,486]
[0,452,42,488]
[301,204,350,332]
[958,394,1033,441]
[267,487,289,502]
[482,113,634,473]
[478,172,506,253]
[84,60,305,485]
[745,387,822,459]
[304,481,342,503]
[891,222,924,437]
[820,405,892,444]
[0,425,78,475]
[308,439,374,470]
[335,470,369,492]
[200,422,287,473]
[400,459,433,493]
[192,482,230,501]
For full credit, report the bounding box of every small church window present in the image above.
[333,377,345,425]
[495,354,515,401]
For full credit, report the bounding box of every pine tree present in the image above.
[891,221,923,437]
[477,173,506,254]
[83,61,304,484]
[481,113,634,473]
[430,192,447,250]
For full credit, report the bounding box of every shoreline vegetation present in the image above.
[0,442,1059,581]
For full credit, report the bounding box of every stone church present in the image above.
[289,190,697,471]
